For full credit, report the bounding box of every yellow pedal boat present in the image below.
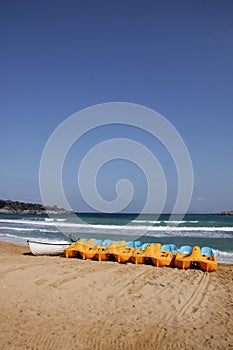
[64,238,88,258]
[175,246,217,272]
[149,243,177,267]
[111,241,141,263]
[130,243,154,264]
[94,239,114,261]
[77,238,99,260]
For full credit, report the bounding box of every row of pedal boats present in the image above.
[27,238,217,272]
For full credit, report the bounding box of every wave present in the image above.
[163,220,199,224]
[132,220,199,224]
[0,219,68,225]
[132,220,162,224]
[0,226,35,232]
[45,218,67,222]
[0,219,233,234]
[144,231,232,239]
[0,233,69,244]
[213,249,233,264]
[0,226,59,233]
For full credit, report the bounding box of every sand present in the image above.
[0,241,232,350]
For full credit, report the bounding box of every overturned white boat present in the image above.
[27,240,70,256]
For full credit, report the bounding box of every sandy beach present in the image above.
[0,241,232,350]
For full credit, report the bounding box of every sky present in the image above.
[0,0,233,213]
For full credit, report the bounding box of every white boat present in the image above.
[27,240,70,256]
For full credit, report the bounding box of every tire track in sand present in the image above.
[100,267,150,299]
[162,271,210,325]
[177,271,209,318]
[24,333,159,350]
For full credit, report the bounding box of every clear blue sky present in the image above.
[1,0,233,213]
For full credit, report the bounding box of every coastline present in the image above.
[1,198,233,215]
[0,241,232,350]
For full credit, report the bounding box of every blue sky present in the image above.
[1,0,233,213]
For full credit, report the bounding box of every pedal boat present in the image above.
[199,247,217,272]
[106,240,126,257]
[130,243,153,264]
[64,238,88,258]
[111,241,142,263]
[175,246,217,272]
[76,238,99,260]
[94,239,113,261]
[149,243,177,267]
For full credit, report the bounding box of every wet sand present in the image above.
[0,241,232,350]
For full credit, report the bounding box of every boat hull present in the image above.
[27,240,69,256]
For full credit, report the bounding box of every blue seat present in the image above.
[177,246,192,255]
[169,244,178,253]
[140,243,151,251]
[102,239,112,247]
[93,239,103,247]
[161,244,177,253]
[125,241,135,248]
[125,240,142,249]
[161,244,171,252]
[201,246,214,257]
[133,240,142,249]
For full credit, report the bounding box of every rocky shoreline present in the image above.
[218,211,233,215]
[0,199,71,215]
[0,199,232,216]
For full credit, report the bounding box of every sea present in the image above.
[0,213,233,264]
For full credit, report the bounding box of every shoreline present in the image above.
[1,239,233,266]
[1,237,233,265]
[0,241,233,350]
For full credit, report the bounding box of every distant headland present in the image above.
[218,211,233,216]
[0,199,72,215]
[0,199,233,215]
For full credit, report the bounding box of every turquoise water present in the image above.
[0,213,232,263]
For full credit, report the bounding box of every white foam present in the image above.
[0,219,233,234]
[0,226,34,232]
[0,226,59,233]
[45,218,67,222]
[213,249,233,264]
[0,233,69,244]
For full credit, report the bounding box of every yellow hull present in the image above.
[94,248,110,261]
[175,246,217,272]
[64,247,79,258]
[64,239,217,272]
[175,259,192,270]
[130,254,147,265]
[113,251,133,263]
[151,255,175,267]
[199,260,217,272]
[106,241,126,255]
[77,239,98,260]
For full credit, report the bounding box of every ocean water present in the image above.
[0,213,233,264]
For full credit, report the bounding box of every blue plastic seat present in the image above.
[140,243,151,251]
[133,240,142,249]
[169,244,178,252]
[201,246,214,257]
[125,241,134,248]
[102,239,112,247]
[93,239,103,247]
[161,244,177,253]
[125,240,142,249]
[177,245,192,255]
[161,244,171,252]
